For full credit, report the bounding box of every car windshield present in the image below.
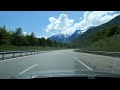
[0,11,120,79]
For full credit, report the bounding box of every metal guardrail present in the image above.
[0,50,46,60]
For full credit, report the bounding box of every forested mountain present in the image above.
[73,15,120,49]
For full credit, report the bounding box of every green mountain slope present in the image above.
[73,15,120,51]
[84,34,120,51]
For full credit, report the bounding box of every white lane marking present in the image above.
[73,57,93,70]
[18,64,38,75]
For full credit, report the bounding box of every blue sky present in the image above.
[0,11,120,38]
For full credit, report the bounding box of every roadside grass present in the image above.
[74,49,120,58]
[0,44,68,51]
[80,34,120,52]
[74,34,120,58]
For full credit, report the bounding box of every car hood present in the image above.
[11,70,120,79]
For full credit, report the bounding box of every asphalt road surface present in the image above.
[0,49,120,79]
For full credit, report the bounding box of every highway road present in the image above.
[0,49,120,79]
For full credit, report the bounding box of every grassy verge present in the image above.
[74,34,120,58]
[0,44,69,51]
[74,49,120,58]
[83,34,120,52]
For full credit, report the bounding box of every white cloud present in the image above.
[46,11,120,35]
[36,36,48,39]
[74,11,119,31]
[23,32,27,35]
[23,32,31,35]
[46,14,74,34]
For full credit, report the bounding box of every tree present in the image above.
[7,30,14,45]
[30,32,36,46]
[15,27,22,36]
[0,25,73,49]
[12,27,23,46]
[53,41,57,47]
[0,25,9,45]
[38,38,42,46]
[47,38,52,47]
[40,37,46,47]
[22,35,30,46]
[24,34,32,46]
[108,26,119,37]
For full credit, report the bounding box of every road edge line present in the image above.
[73,57,93,70]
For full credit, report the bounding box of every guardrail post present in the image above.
[26,52,27,55]
[20,52,22,56]
[13,53,15,58]
[2,54,4,59]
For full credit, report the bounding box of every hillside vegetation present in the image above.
[73,15,120,51]
[83,34,120,51]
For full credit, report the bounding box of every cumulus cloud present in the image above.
[46,14,74,34]
[23,32,31,35]
[36,35,48,39]
[23,32,27,35]
[74,11,119,31]
[46,11,120,35]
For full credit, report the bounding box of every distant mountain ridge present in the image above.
[49,33,70,43]
[49,30,82,43]
[67,30,81,42]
